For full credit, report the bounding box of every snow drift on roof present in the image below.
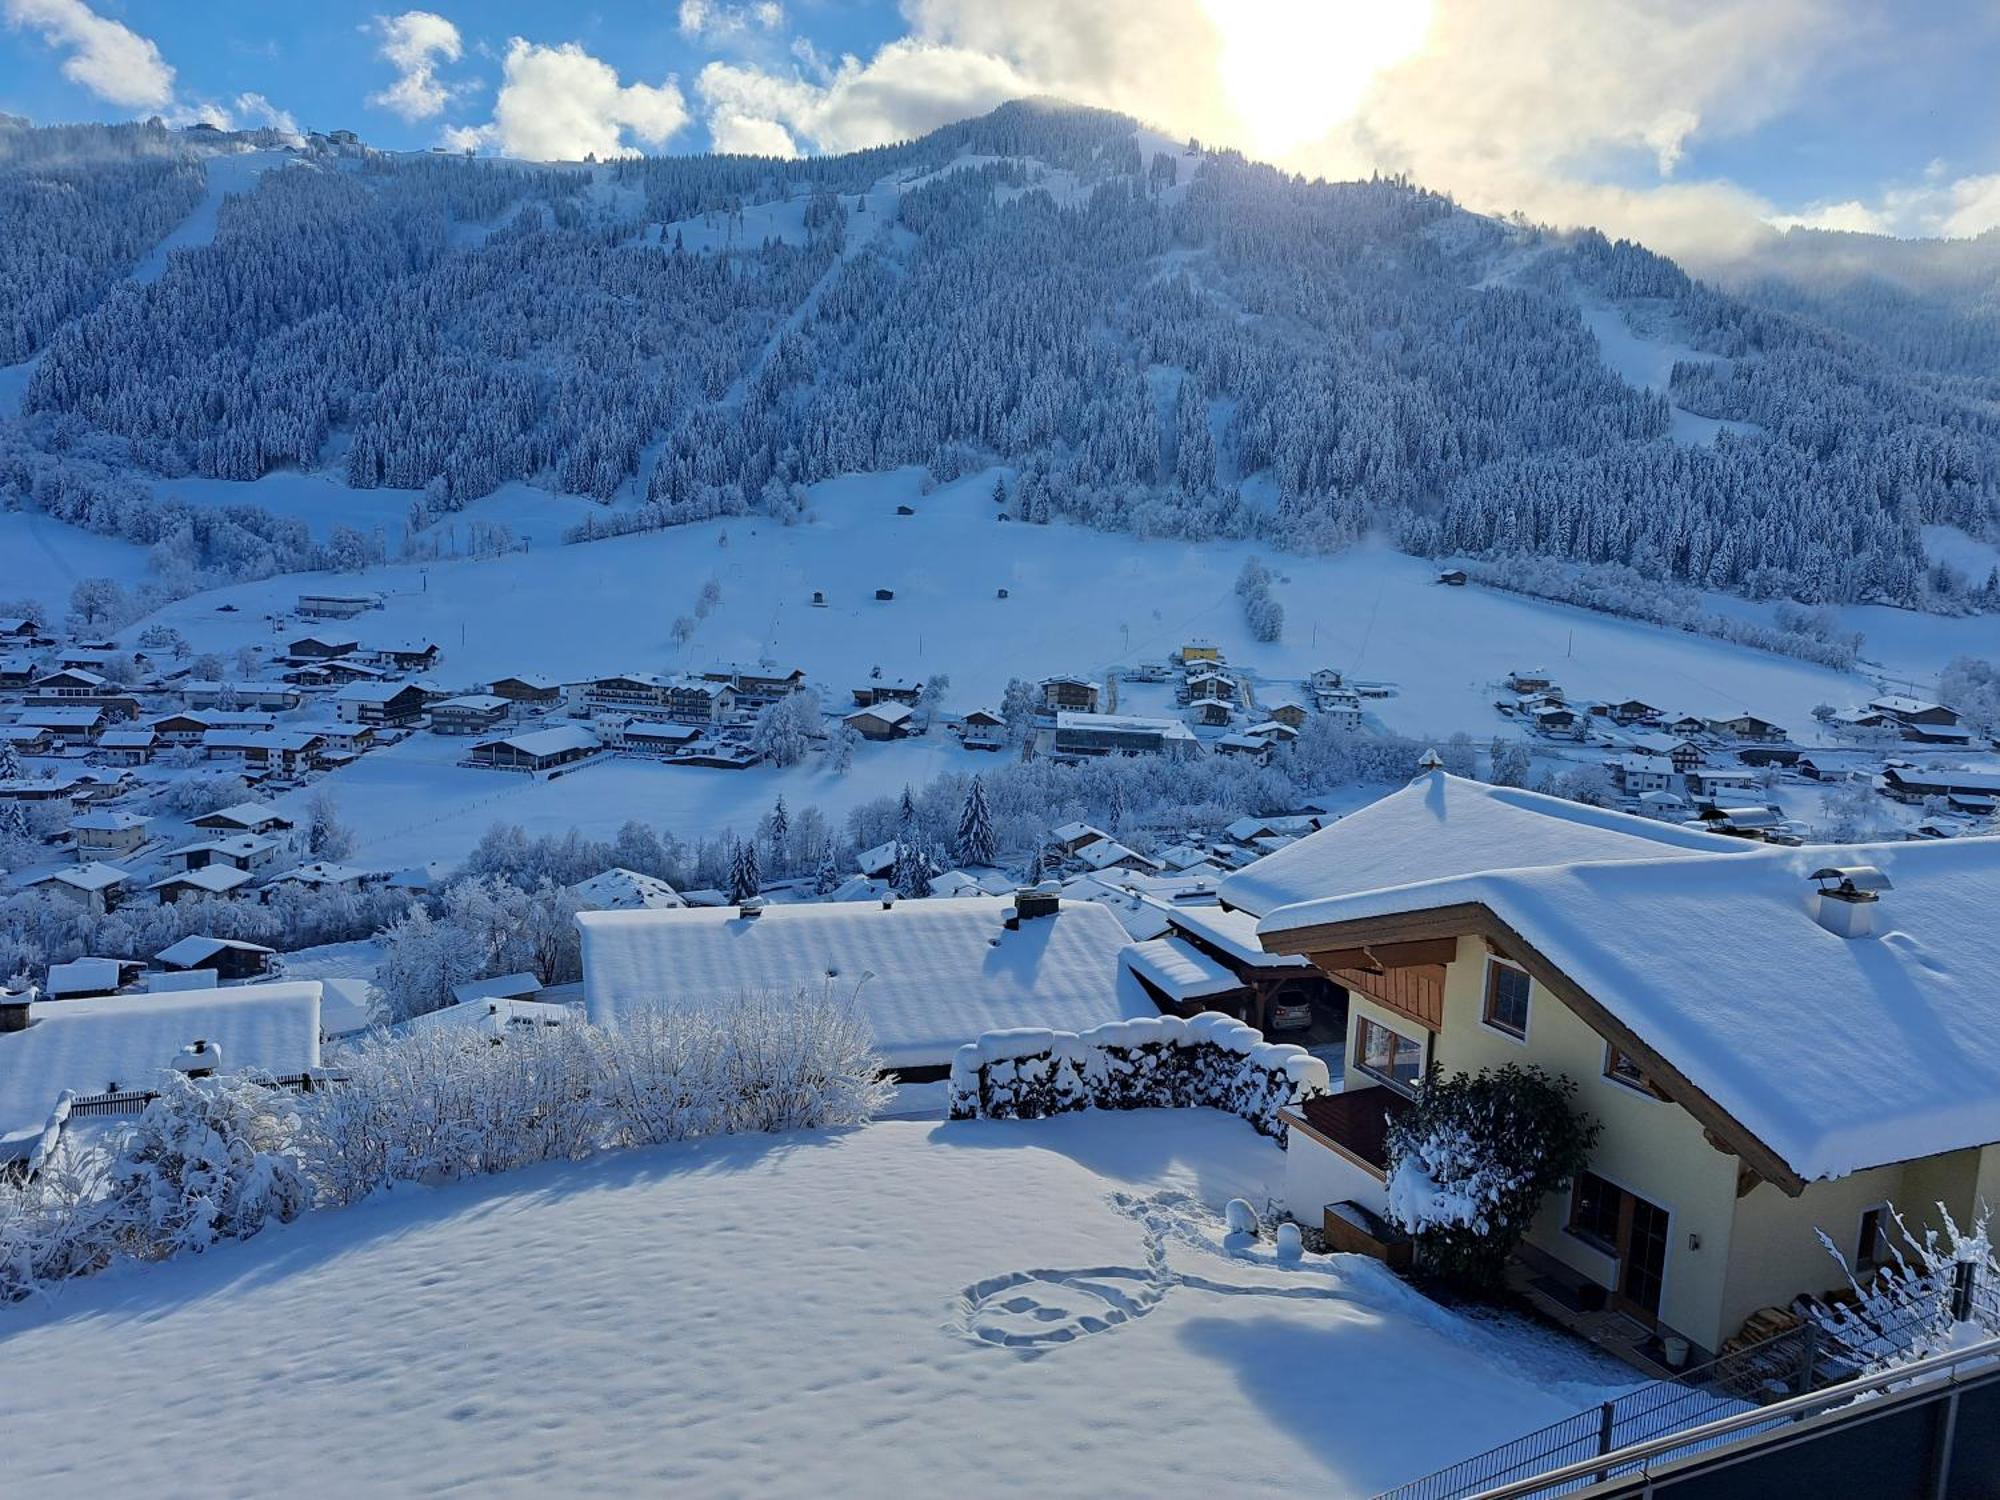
[577,897,1148,1069]
[1120,937,1245,1002]
[1221,770,1749,918]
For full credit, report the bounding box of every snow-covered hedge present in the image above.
[947,1012,1329,1141]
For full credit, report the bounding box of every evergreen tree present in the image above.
[0,742,22,781]
[955,775,997,867]
[728,838,762,903]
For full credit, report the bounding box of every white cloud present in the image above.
[3,0,174,110]
[1771,168,2000,241]
[678,0,784,45]
[233,91,299,135]
[368,10,464,121]
[447,39,689,160]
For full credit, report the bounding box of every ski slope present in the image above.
[0,1113,1626,1497]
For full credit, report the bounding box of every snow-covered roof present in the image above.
[854,840,898,877]
[1869,695,1949,717]
[70,810,149,832]
[570,867,686,911]
[435,694,509,712]
[150,865,255,895]
[164,834,277,861]
[407,995,574,1036]
[577,897,1149,1069]
[96,730,156,749]
[195,801,286,829]
[1219,771,1750,918]
[1051,821,1107,846]
[19,706,103,727]
[1073,839,1158,872]
[0,982,322,1139]
[46,956,135,998]
[845,701,913,725]
[271,861,371,886]
[334,680,423,703]
[477,724,600,758]
[1167,904,1310,970]
[449,972,544,1006]
[1259,833,2000,1183]
[155,935,275,967]
[1119,937,1246,1002]
[30,862,133,894]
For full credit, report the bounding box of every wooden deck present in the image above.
[1295,1085,1410,1173]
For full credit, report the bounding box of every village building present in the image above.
[0,981,323,1141]
[0,616,41,643]
[1663,715,1709,739]
[957,707,1007,750]
[1124,903,1338,1036]
[1226,770,2000,1359]
[1611,754,1677,796]
[484,674,565,706]
[1048,711,1199,760]
[1531,704,1582,738]
[1071,839,1164,876]
[1261,697,1310,730]
[180,680,304,712]
[1868,695,1960,730]
[1038,674,1101,713]
[0,655,43,691]
[296,592,380,619]
[577,893,1150,1078]
[1180,640,1222,665]
[265,862,383,894]
[1603,699,1663,726]
[69,810,150,860]
[613,720,701,756]
[153,935,277,982]
[19,705,107,744]
[1736,744,1803,768]
[466,723,601,773]
[1214,732,1274,764]
[354,639,441,672]
[578,673,734,724]
[24,862,135,915]
[1880,765,2000,810]
[1189,699,1235,728]
[335,681,433,727]
[1185,669,1237,704]
[1507,668,1554,693]
[699,664,806,703]
[1686,767,1762,802]
[44,956,147,1001]
[94,728,157,766]
[0,774,86,805]
[570,868,686,912]
[1319,692,1364,732]
[287,633,357,660]
[189,802,293,837]
[150,865,257,902]
[163,833,283,875]
[1,725,56,756]
[1706,713,1786,743]
[428,694,511,735]
[850,676,924,708]
[844,702,914,741]
[408,991,572,1038]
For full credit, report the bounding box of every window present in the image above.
[1857,1207,1889,1272]
[1483,960,1531,1039]
[1605,1045,1669,1099]
[1354,1015,1424,1093]
[1570,1172,1621,1253]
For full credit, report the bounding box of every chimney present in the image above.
[0,984,34,1034]
[738,896,766,920]
[880,893,897,911]
[1013,881,1061,923]
[173,1038,221,1078]
[1810,866,1890,939]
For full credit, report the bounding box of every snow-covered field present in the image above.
[0,1112,1625,1496]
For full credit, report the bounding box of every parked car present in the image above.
[1269,999,1314,1031]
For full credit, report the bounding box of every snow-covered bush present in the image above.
[1814,1204,2000,1373]
[0,1127,116,1303]
[948,1012,1328,1140]
[106,1071,311,1258]
[1383,1064,1598,1289]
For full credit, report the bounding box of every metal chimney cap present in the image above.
[1811,865,1891,893]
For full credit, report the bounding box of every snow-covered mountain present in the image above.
[3,101,1997,613]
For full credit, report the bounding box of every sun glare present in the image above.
[1202,0,1435,160]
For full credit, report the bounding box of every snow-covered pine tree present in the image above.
[728,838,762,903]
[955,775,997,867]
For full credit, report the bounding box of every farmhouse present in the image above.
[570,867,686,911]
[0,725,55,755]
[1868,695,1960,730]
[1039,674,1101,713]
[1530,704,1581,738]
[0,981,323,1141]
[266,862,385,893]
[94,728,157,765]
[1880,765,2000,805]
[614,720,701,756]
[19,705,106,744]
[190,801,293,836]
[1049,711,1199,759]
[1213,732,1272,764]
[179,680,305,712]
[577,893,1150,1077]
[957,707,1007,749]
[1235,769,2000,1358]
[24,862,136,914]
[428,694,511,735]
[335,681,433,727]
[484,674,565,706]
[844,702,914,741]
[355,639,440,672]
[1604,699,1662,726]
[1611,755,1676,796]
[850,676,923,708]
[69,809,150,859]
[154,935,277,981]
[466,723,601,773]
[1686,767,1762,802]
[1262,696,1310,730]
[1507,668,1553,693]
[296,592,380,619]
[0,655,39,690]
[1706,713,1786,743]
[150,865,257,902]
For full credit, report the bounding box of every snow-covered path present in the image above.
[0,1114,1623,1497]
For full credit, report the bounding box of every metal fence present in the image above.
[62,1071,342,1120]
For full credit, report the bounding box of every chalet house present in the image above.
[1664,715,1709,739]
[1686,768,1762,802]
[355,639,440,672]
[1185,670,1237,704]
[150,865,256,902]
[1611,755,1676,796]
[1233,771,2000,1359]
[296,592,380,619]
[569,867,686,912]
[206,729,325,777]
[299,720,374,756]
[1320,693,1364,733]
[0,774,85,804]
[288,657,389,687]
[287,633,357,660]
[0,616,40,643]
[1262,697,1310,730]
[94,728,157,766]
[1880,766,2000,806]
[1869,696,1960,730]
[1507,668,1553,693]
[851,676,923,708]
[1039,674,1101,713]
[1214,732,1273,764]
[1,725,56,756]
[150,711,218,747]
[19,706,106,743]
[0,655,40,690]
[70,810,150,859]
[29,668,112,700]
[164,834,282,875]
[1190,700,1234,728]
[1531,705,1582,738]
[844,703,913,741]
[1707,714,1786,743]
[429,695,511,735]
[335,681,432,726]
[958,707,1007,750]
[1050,822,1110,856]
[577,893,1151,1079]
[1072,840,1164,877]
[1244,720,1299,744]
[0,982,323,1142]
[1050,712,1200,760]
[154,935,277,982]
[1629,733,1703,773]
[484,674,565,706]
[265,861,384,893]
[25,862,134,915]
[467,724,601,773]
[1436,568,1468,586]
[1605,700,1663,726]
[191,802,293,837]
[700,664,806,703]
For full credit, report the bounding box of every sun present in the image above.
[1200,0,1435,161]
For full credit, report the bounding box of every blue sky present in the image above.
[4,1,1997,255]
